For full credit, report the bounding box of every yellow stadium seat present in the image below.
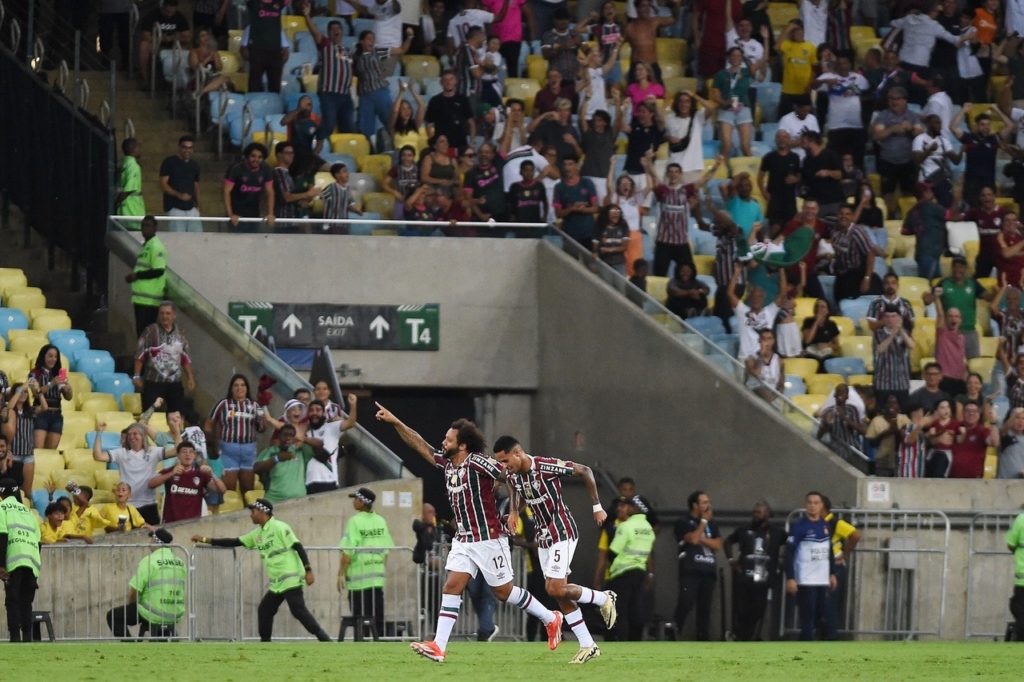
[121,392,142,415]
[839,336,874,372]
[965,103,1005,133]
[793,297,817,322]
[360,154,392,185]
[95,469,121,492]
[64,448,110,475]
[693,255,715,276]
[504,78,542,115]
[899,277,931,304]
[228,29,243,54]
[50,469,96,490]
[983,446,998,479]
[79,393,121,416]
[3,284,42,301]
[0,268,27,294]
[96,411,136,435]
[8,330,49,359]
[526,54,548,85]
[976,299,991,336]
[6,291,46,315]
[729,156,761,180]
[28,307,66,321]
[663,77,693,100]
[783,357,819,381]
[850,26,877,43]
[401,54,441,85]
[65,371,93,407]
[884,219,903,239]
[847,373,873,387]
[220,491,245,513]
[832,316,856,337]
[0,336,4,351]
[302,73,317,94]
[791,393,827,418]
[227,72,249,93]
[58,412,96,451]
[0,351,30,381]
[250,132,287,165]
[34,449,65,481]
[656,37,687,64]
[767,2,800,28]
[281,14,305,41]
[704,158,729,179]
[853,38,882,65]
[660,62,684,81]
[218,50,241,75]
[646,276,669,304]
[244,490,263,506]
[898,196,917,219]
[995,197,1020,212]
[330,133,371,161]
[32,313,72,333]
[148,412,169,434]
[807,373,844,395]
[968,357,996,380]
[979,336,999,358]
[362,192,396,219]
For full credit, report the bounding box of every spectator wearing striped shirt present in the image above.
[205,374,267,497]
[872,303,915,412]
[2,381,45,496]
[831,204,882,302]
[455,26,485,103]
[272,142,320,228]
[353,28,414,142]
[817,384,866,461]
[302,3,355,139]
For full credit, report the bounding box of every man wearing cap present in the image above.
[106,528,187,639]
[254,424,315,504]
[606,495,655,641]
[338,487,393,639]
[924,257,991,360]
[192,499,332,642]
[0,478,41,642]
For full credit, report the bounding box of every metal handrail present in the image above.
[98,100,111,127]
[31,35,43,70]
[216,84,230,159]
[124,117,136,141]
[56,58,69,94]
[0,2,5,32]
[241,102,255,143]
[112,215,552,230]
[8,17,20,54]
[553,229,871,467]
[75,77,90,109]
[193,67,208,135]
[127,2,140,77]
[150,21,161,99]
[170,39,185,118]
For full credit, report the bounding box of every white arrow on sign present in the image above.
[282,313,303,338]
[369,315,390,340]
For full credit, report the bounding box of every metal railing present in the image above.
[553,229,872,470]
[780,508,950,640]
[150,21,160,98]
[965,512,1020,639]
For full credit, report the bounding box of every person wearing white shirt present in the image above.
[912,114,961,206]
[1007,0,1024,39]
[813,53,869,167]
[727,263,787,362]
[778,97,820,162]
[665,91,716,180]
[725,11,769,79]
[954,20,986,103]
[353,0,404,49]
[889,7,962,72]
[302,397,357,494]
[502,138,549,191]
[800,0,828,47]
[921,75,954,137]
[447,5,495,51]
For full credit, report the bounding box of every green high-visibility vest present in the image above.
[0,497,42,577]
[131,235,167,307]
[131,547,187,626]
[340,511,393,591]
[607,513,654,580]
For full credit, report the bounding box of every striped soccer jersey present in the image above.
[433,451,504,542]
[208,398,263,443]
[507,455,579,549]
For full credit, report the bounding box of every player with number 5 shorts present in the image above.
[493,435,618,665]
[374,404,564,663]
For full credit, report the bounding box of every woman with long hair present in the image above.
[801,298,841,361]
[665,91,716,182]
[188,27,230,96]
[421,134,457,188]
[606,173,651,277]
[30,344,72,449]
[712,47,754,157]
[383,144,420,220]
[592,204,631,274]
[388,80,427,153]
[3,379,45,496]
[625,61,664,117]
[666,261,710,319]
[205,373,266,496]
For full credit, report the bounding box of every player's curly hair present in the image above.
[451,418,486,454]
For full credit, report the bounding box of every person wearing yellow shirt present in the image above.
[823,496,861,636]
[66,484,112,537]
[778,20,818,118]
[99,482,148,533]
[39,501,89,544]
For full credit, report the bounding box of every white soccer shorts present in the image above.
[445,538,515,587]
[538,538,577,580]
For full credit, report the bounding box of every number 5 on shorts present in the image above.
[553,549,561,563]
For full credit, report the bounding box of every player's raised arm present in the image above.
[374,402,437,463]
[572,463,606,526]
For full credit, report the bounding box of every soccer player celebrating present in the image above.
[493,436,617,664]
[374,403,564,663]
[191,498,332,642]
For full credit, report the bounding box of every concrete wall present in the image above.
[156,233,540,390]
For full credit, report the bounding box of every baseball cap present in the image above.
[284,399,307,418]
[628,495,650,514]
[150,528,174,544]
[248,498,274,515]
[0,478,20,496]
[951,255,968,266]
[349,487,376,505]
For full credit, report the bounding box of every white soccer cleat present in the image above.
[570,645,601,664]
[599,590,618,630]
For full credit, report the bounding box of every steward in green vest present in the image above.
[0,478,42,642]
[192,498,332,642]
[105,528,186,639]
[606,495,655,641]
[126,215,168,337]
[115,138,146,225]
[339,487,393,638]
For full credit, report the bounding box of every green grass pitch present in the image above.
[3,641,1022,680]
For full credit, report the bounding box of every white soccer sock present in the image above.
[434,594,462,651]
[565,608,595,648]
[508,585,555,625]
[577,587,608,606]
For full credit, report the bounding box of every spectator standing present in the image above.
[1007,508,1024,639]
[580,110,617,205]
[932,292,969,397]
[997,213,1024,289]
[93,423,163,525]
[872,304,914,411]
[529,97,581,163]
[606,495,655,642]
[951,402,998,478]
[778,96,819,164]
[912,114,959,207]
[338,487,394,638]
[206,374,265,497]
[725,500,783,642]
[758,131,802,228]
[626,0,675,81]
[781,200,828,300]
[799,131,843,219]
[553,156,599,246]
[729,263,787,361]
[224,143,275,231]
[0,479,42,642]
[160,136,202,233]
[650,158,699,277]
[133,301,195,414]
[921,75,954,133]
[254,424,315,503]
[744,328,783,401]
[483,0,530,78]
[889,4,962,87]
[148,441,225,523]
[303,8,355,138]
[273,142,319,226]
[106,528,186,639]
[712,48,755,158]
[542,8,581,83]
[785,491,837,641]
[674,490,721,641]
[777,21,818,118]
[831,205,881,302]
[126,216,167,336]
[925,256,990,359]
[867,272,916,333]
[193,0,229,39]
[384,145,421,220]
[2,383,42,497]
[28,344,71,451]
[866,394,912,476]
[815,55,869,168]
[192,499,332,642]
[872,87,922,217]
[721,171,764,245]
[964,187,1011,279]
[244,0,288,93]
[115,138,145,225]
[666,92,716,184]
[999,408,1024,479]
[621,100,664,194]
[913,361,953,414]
[949,105,1014,207]
[693,0,742,79]
[352,29,413,143]
[592,205,631,274]
[817,384,866,460]
[534,69,578,116]
[425,71,475,153]
[138,0,191,87]
[508,161,549,223]
[900,182,947,280]
[303,397,358,494]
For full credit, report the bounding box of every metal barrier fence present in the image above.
[0,542,530,642]
[966,512,1020,639]
[780,509,950,640]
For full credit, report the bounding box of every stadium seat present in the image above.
[0,351,30,381]
[59,412,97,451]
[220,491,245,513]
[76,350,116,382]
[968,357,996,381]
[783,375,806,397]
[48,329,89,360]
[839,336,874,372]
[806,373,844,395]
[729,156,761,179]
[899,276,930,304]
[149,412,169,434]
[51,469,96,490]
[8,329,49,358]
[400,55,440,86]
[64,371,93,407]
[96,411,137,435]
[348,172,378,197]
[832,316,856,337]
[850,26,877,43]
[0,307,29,342]
[847,374,873,387]
[783,357,818,381]
[31,312,72,333]
[838,297,873,330]
[526,54,548,85]
[362,192,396,219]
[6,290,46,317]
[33,450,65,483]
[78,393,121,416]
[646,276,669,304]
[330,133,372,161]
[283,91,322,116]
[209,90,245,126]
[655,37,687,64]
[790,394,827,427]
[85,431,122,451]
[687,316,725,336]
[95,469,121,493]
[978,336,999,358]
[504,78,541,114]
[63,448,109,475]
[121,392,143,415]
[251,132,288,164]
[824,357,867,380]
[660,62,684,81]
[244,490,264,506]
[0,268,27,294]
[359,154,391,185]
[92,373,136,409]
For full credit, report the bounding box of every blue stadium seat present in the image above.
[993,396,1010,424]
[343,34,359,51]
[692,229,716,256]
[209,90,245,126]
[824,357,867,380]
[818,275,836,309]
[310,15,335,35]
[321,152,358,170]
[702,140,720,159]
[86,431,123,453]
[759,122,779,144]
[294,31,318,63]
[422,76,443,99]
[838,297,873,325]
[264,115,289,135]
[751,82,781,123]
[353,17,375,36]
[890,258,918,277]
[351,211,382,236]
[75,349,115,381]
[284,92,321,115]
[709,332,739,358]
[92,373,136,409]
[0,307,29,342]
[687,316,725,336]
[48,329,89,361]
[783,375,807,397]
[246,92,286,119]
[696,274,717,300]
